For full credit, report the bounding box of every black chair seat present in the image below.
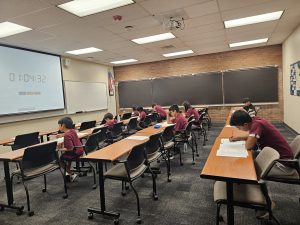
[105,163,147,180]
[12,163,59,179]
[164,141,174,149]
[174,135,192,142]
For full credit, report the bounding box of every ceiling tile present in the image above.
[184,0,219,18]
[217,0,272,11]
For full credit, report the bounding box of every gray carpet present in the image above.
[0,123,299,225]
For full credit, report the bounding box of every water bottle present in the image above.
[183,143,187,153]
[117,115,121,122]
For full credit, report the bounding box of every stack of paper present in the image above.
[156,122,174,127]
[217,139,248,158]
[126,136,149,140]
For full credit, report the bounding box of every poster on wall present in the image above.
[290,61,300,96]
[108,70,115,96]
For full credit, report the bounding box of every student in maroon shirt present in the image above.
[152,103,167,120]
[168,104,188,133]
[229,110,293,159]
[58,117,84,181]
[182,101,200,123]
[137,106,147,121]
[103,112,117,130]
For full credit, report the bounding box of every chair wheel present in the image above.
[0,205,4,211]
[63,193,68,199]
[196,154,199,157]
[114,218,119,224]
[192,162,195,165]
[28,211,34,217]
[121,191,126,196]
[141,174,145,178]
[92,184,97,189]
[167,178,171,182]
[88,212,94,219]
[125,185,129,190]
[153,193,158,200]
[16,209,23,216]
[42,188,46,193]
[180,163,184,166]
[136,217,142,224]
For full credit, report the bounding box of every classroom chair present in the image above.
[93,126,109,149]
[173,120,198,165]
[139,115,152,129]
[121,112,132,120]
[265,135,300,185]
[214,147,280,225]
[192,112,208,146]
[10,132,40,150]
[79,120,96,131]
[104,142,158,224]
[198,108,212,131]
[10,141,68,216]
[107,122,124,143]
[123,117,138,136]
[149,112,159,124]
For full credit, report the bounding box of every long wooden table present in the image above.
[200,111,257,225]
[0,127,98,212]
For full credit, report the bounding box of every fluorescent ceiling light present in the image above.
[66,47,102,55]
[110,59,137,64]
[0,22,32,38]
[224,11,284,28]
[163,50,194,57]
[229,38,268,48]
[58,0,134,17]
[132,32,175,44]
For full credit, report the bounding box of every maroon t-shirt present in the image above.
[171,113,188,132]
[139,111,147,121]
[249,117,293,159]
[185,107,200,122]
[64,129,83,155]
[106,119,117,130]
[154,105,167,118]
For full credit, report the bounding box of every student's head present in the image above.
[132,105,137,111]
[182,101,191,112]
[169,104,180,117]
[58,117,74,132]
[230,110,252,131]
[243,97,251,106]
[152,103,157,108]
[137,106,143,112]
[103,113,114,122]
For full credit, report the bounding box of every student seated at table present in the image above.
[168,104,188,134]
[131,105,139,117]
[229,110,293,160]
[243,97,256,117]
[137,106,147,121]
[152,103,167,120]
[182,101,200,123]
[57,117,84,182]
[103,112,117,130]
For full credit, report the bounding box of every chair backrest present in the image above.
[162,125,175,143]
[127,117,138,130]
[122,112,132,120]
[13,132,40,150]
[290,135,300,159]
[96,127,108,145]
[126,142,147,172]
[84,132,99,154]
[111,122,123,137]
[144,115,152,126]
[188,115,194,122]
[145,132,162,156]
[184,120,194,136]
[150,113,159,123]
[255,147,280,179]
[22,141,58,171]
[100,118,106,125]
[79,120,96,131]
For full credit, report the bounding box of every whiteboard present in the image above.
[64,81,108,114]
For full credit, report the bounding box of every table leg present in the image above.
[87,161,120,220]
[226,181,234,225]
[0,161,24,212]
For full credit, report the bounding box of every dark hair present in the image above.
[132,105,137,111]
[58,117,74,129]
[230,110,252,126]
[152,103,157,108]
[137,106,144,112]
[169,104,180,113]
[103,112,113,120]
[243,97,251,103]
[182,101,191,111]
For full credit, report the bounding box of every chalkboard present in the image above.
[64,81,108,113]
[152,72,223,105]
[223,67,278,103]
[118,79,152,108]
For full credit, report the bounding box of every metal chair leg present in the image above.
[128,181,142,224]
[42,174,47,192]
[22,180,34,216]
[58,168,68,199]
[148,167,158,200]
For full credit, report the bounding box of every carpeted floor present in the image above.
[0,123,299,225]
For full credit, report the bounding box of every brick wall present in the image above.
[114,45,283,122]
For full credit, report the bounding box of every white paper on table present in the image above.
[217,141,248,158]
[56,137,64,143]
[78,133,88,138]
[225,125,236,128]
[156,122,174,127]
[126,136,149,140]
